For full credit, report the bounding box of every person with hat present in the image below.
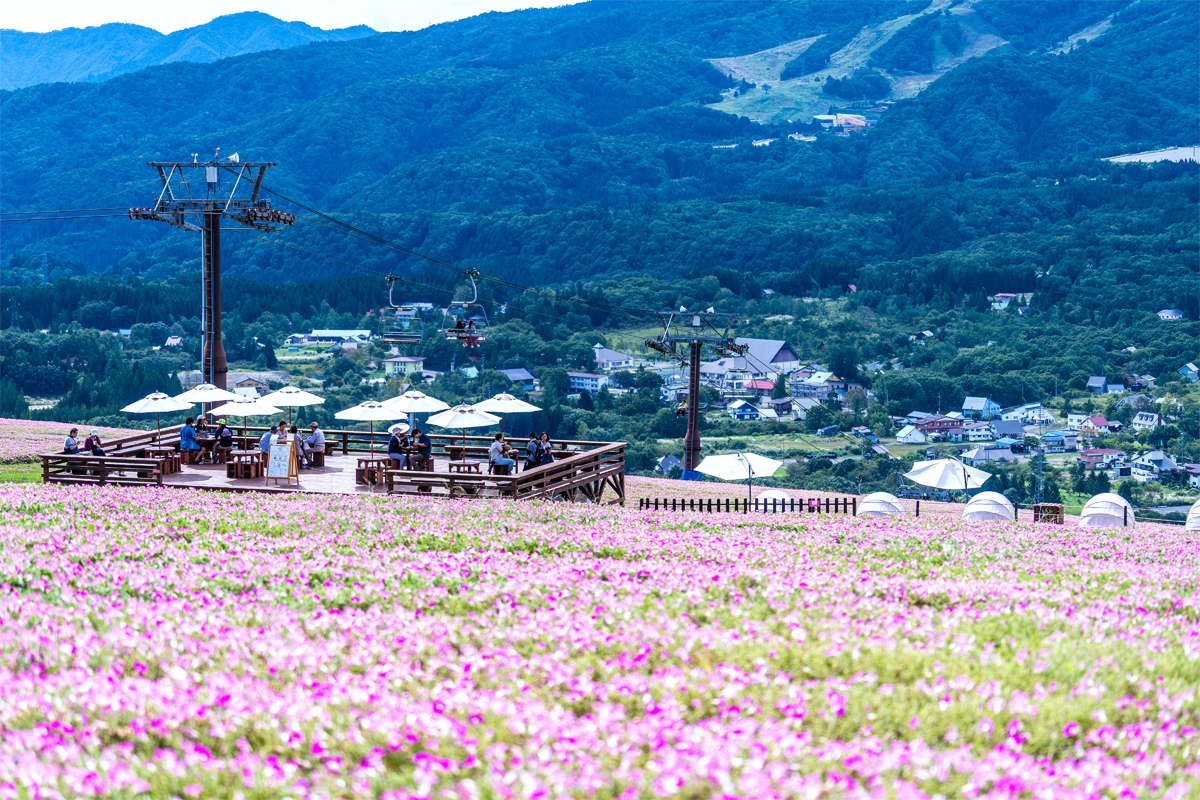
[215,419,234,463]
[82,428,107,457]
[302,421,325,467]
[387,423,410,469]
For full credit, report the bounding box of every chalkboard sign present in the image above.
[266,440,299,487]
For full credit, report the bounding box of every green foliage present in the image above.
[868,11,964,74]
[822,70,891,100]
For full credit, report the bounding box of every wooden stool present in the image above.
[309,450,325,467]
[181,449,196,465]
[491,463,511,476]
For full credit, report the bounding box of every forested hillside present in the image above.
[0,12,375,90]
[0,0,1196,436]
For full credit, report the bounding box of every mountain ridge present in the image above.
[0,11,376,90]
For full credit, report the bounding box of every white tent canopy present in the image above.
[962,491,1016,522]
[756,489,792,503]
[904,458,990,491]
[858,492,907,518]
[1186,499,1200,532]
[1080,492,1136,529]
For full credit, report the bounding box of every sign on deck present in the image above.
[266,440,299,487]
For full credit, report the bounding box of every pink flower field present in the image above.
[0,419,147,464]
[1,484,1197,798]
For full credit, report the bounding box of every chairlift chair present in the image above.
[379,279,426,345]
[440,270,489,349]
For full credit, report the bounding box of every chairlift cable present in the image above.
[0,214,133,223]
[250,179,655,322]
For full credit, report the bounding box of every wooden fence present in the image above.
[386,442,626,503]
[638,496,857,515]
[40,455,165,487]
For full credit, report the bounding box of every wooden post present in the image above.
[823,498,829,514]
[852,498,857,516]
[916,500,920,517]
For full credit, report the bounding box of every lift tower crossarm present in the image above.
[129,158,294,391]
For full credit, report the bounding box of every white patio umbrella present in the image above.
[208,397,285,438]
[696,452,783,501]
[1079,492,1136,529]
[858,491,907,518]
[382,389,451,430]
[962,491,1015,522]
[334,400,405,452]
[474,392,542,435]
[260,386,326,426]
[174,384,241,405]
[1185,498,1200,532]
[426,404,501,453]
[120,392,193,441]
[903,458,990,494]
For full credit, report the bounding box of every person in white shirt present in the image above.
[303,422,326,466]
[488,433,515,473]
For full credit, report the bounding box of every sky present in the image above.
[4,0,587,34]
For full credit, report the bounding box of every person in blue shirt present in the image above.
[258,428,275,453]
[180,418,202,453]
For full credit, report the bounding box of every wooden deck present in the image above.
[42,424,627,504]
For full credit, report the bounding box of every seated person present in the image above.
[63,428,81,454]
[195,415,209,435]
[82,429,107,457]
[409,427,432,469]
[303,422,325,466]
[525,432,541,471]
[488,433,515,472]
[215,419,235,460]
[258,428,275,454]
[537,432,555,465]
[289,426,307,468]
[387,424,409,468]
[180,418,203,455]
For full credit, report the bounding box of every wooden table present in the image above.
[357,456,390,485]
[448,460,482,474]
[229,449,262,480]
[145,446,180,474]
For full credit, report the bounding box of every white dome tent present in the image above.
[962,491,1016,523]
[1187,499,1200,532]
[857,492,907,518]
[1080,492,1136,529]
[756,489,792,503]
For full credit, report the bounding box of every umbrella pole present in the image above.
[157,412,161,443]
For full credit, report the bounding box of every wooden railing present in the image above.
[638,496,857,515]
[386,442,627,504]
[41,454,166,487]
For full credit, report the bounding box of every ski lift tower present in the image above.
[646,309,745,479]
[129,154,294,389]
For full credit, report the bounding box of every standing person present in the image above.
[82,429,106,456]
[63,429,81,454]
[410,427,432,470]
[538,432,555,465]
[180,418,202,457]
[489,433,515,473]
[303,422,325,466]
[525,432,541,471]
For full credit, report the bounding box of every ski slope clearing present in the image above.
[0,484,1197,797]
